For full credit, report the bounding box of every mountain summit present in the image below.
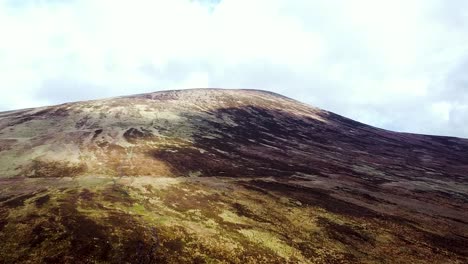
[0,89,467,263]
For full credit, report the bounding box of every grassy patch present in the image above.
[25,160,87,178]
[238,229,307,262]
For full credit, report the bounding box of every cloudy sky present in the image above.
[0,0,467,137]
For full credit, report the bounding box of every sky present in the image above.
[0,0,467,138]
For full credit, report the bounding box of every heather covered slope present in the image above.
[0,89,467,263]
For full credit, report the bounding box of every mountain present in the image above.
[0,88,467,263]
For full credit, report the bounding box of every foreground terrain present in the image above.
[0,89,467,263]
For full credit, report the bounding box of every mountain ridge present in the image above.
[5,87,465,139]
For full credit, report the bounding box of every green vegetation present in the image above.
[1,176,465,263]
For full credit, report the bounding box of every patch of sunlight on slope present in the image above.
[238,229,309,262]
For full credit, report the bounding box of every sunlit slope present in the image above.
[0,89,467,263]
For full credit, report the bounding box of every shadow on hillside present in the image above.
[146,105,468,182]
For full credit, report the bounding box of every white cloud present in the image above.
[0,0,467,137]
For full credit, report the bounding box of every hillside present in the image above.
[0,89,467,263]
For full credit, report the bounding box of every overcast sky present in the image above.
[0,0,467,137]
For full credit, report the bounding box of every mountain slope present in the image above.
[0,89,467,263]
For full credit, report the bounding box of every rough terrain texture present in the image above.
[0,89,467,263]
